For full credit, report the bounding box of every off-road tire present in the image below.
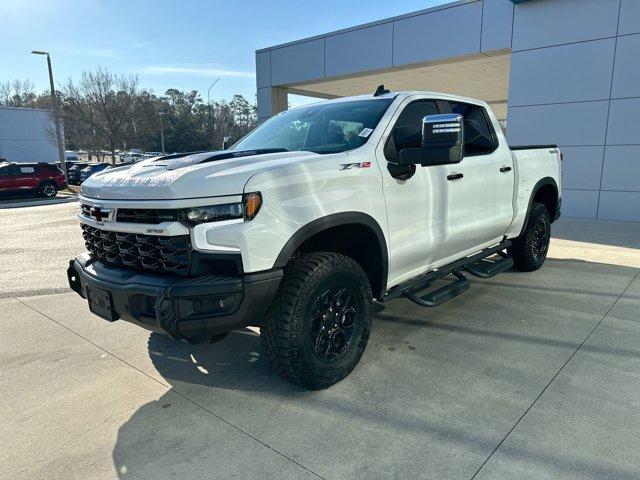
[261,252,372,390]
[508,202,551,272]
[39,181,58,198]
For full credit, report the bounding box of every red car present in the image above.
[0,161,66,198]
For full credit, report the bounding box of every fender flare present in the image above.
[273,212,389,297]
[519,177,559,236]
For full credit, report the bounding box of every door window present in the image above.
[448,102,498,156]
[385,100,439,162]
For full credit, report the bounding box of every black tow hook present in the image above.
[67,260,84,298]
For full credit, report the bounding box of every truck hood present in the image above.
[80,150,321,200]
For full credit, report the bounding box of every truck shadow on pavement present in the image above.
[112,257,640,479]
[146,329,301,394]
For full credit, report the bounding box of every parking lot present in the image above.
[1,201,639,479]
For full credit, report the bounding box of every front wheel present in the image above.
[508,202,551,272]
[261,252,372,390]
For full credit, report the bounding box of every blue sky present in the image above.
[1,0,446,106]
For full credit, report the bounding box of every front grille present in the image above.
[81,224,191,276]
[80,204,91,217]
[116,208,178,224]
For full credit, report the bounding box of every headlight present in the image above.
[182,192,262,224]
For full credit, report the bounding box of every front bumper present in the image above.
[67,253,282,343]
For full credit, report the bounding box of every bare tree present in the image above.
[61,69,141,162]
[1,70,258,156]
[0,79,39,107]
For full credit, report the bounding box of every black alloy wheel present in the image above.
[509,202,551,272]
[530,214,550,262]
[309,286,359,361]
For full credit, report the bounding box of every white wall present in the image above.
[0,107,59,163]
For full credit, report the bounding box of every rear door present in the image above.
[444,101,514,249]
[14,165,40,190]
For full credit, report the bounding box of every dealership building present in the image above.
[255,0,640,222]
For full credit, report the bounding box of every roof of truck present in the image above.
[289,91,489,110]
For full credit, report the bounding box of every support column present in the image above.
[257,87,288,123]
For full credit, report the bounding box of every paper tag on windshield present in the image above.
[358,128,373,138]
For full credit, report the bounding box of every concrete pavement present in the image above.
[1,202,639,479]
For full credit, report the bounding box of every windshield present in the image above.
[232,99,393,154]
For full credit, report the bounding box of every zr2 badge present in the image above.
[339,161,371,170]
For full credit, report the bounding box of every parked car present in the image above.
[120,149,145,163]
[79,163,110,183]
[68,89,562,389]
[0,161,66,198]
[67,162,91,185]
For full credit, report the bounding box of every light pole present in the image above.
[207,78,220,145]
[207,78,220,107]
[31,50,67,183]
[158,112,166,154]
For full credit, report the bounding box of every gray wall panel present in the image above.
[393,2,482,66]
[561,189,599,219]
[256,87,273,122]
[611,33,640,99]
[560,146,605,190]
[257,87,287,122]
[507,101,609,146]
[255,51,271,88]
[325,23,393,77]
[606,98,640,145]
[598,191,640,221]
[481,0,514,53]
[619,0,640,36]
[509,39,615,106]
[270,39,324,86]
[512,0,620,51]
[601,146,640,192]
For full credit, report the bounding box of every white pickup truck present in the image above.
[67,88,562,389]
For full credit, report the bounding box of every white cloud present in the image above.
[131,42,151,49]
[138,65,254,79]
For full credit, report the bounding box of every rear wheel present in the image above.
[261,252,372,389]
[39,182,58,198]
[508,202,551,272]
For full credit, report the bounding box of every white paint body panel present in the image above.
[76,92,561,292]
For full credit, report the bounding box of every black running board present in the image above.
[464,251,513,279]
[384,240,512,306]
[405,271,469,307]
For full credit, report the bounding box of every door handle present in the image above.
[499,166,512,173]
[447,173,464,181]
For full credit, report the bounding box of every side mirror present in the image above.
[222,136,231,150]
[398,114,464,166]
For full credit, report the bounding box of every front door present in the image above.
[377,96,468,286]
